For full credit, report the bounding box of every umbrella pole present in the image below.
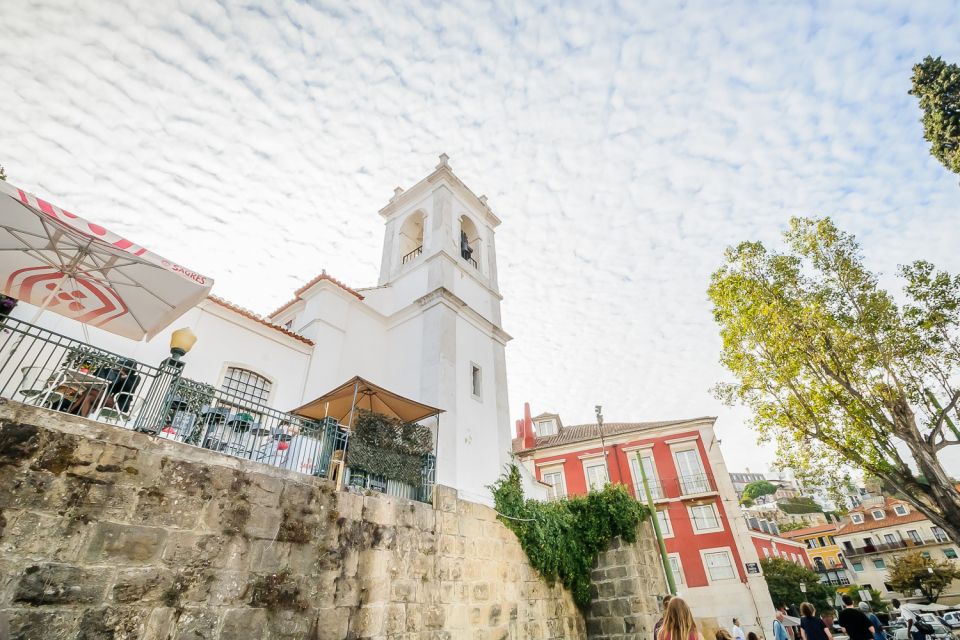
[338,380,360,491]
[2,276,69,367]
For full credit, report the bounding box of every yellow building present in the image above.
[782,523,851,586]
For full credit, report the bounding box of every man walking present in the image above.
[775,607,792,640]
[733,618,746,640]
[858,602,886,640]
[838,596,875,640]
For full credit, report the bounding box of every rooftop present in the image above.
[206,295,314,345]
[780,523,841,540]
[268,270,365,319]
[835,496,928,536]
[514,416,715,453]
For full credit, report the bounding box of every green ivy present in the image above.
[347,410,433,485]
[490,464,649,608]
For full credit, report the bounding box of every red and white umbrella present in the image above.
[0,180,213,340]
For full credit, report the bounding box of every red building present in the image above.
[512,404,779,637]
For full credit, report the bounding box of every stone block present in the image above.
[161,532,226,566]
[435,485,457,513]
[172,608,220,640]
[472,582,490,602]
[142,607,177,640]
[3,608,81,640]
[334,576,360,608]
[248,539,293,573]
[13,563,111,605]
[353,604,385,636]
[362,493,397,527]
[85,522,167,564]
[0,510,88,562]
[357,548,393,576]
[391,578,418,603]
[77,605,146,640]
[424,603,446,629]
[406,603,424,631]
[220,607,268,638]
[112,567,175,604]
[133,486,204,528]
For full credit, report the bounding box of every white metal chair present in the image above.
[94,392,139,426]
[17,366,67,409]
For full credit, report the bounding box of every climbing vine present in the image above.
[490,464,649,608]
[347,410,433,485]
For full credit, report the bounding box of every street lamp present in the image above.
[169,327,197,360]
[800,582,807,593]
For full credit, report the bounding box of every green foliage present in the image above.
[777,522,806,533]
[740,497,755,507]
[490,464,648,608]
[0,165,6,181]
[708,217,960,543]
[910,56,960,177]
[760,557,834,610]
[743,480,779,501]
[887,551,960,603]
[840,584,886,612]
[347,410,433,485]
[778,497,824,514]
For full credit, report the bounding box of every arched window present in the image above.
[459,215,480,269]
[221,367,272,405]
[399,211,425,265]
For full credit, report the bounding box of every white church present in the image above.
[14,155,520,505]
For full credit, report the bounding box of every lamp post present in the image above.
[135,327,196,433]
[636,450,677,595]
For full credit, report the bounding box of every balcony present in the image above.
[678,473,713,496]
[401,245,423,264]
[844,538,937,557]
[634,480,665,501]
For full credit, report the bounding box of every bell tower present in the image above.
[371,154,511,505]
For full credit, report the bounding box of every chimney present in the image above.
[522,402,535,449]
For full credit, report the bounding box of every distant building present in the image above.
[781,523,851,587]
[730,471,767,500]
[834,496,960,604]
[512,405,777,638]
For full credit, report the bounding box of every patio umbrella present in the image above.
[0,180,212,340]
[292,376,443,427]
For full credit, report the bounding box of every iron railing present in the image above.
[401,245,423,264]
[678,473,712,496]
[844,538,942,556]
[634,480,665,501]
[0,317,436,503]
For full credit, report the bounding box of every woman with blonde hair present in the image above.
[657,597,704,640]
[800,602,833,640]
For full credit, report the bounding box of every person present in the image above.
[899,604,927,640]
[800,602,833,640]
[733,618,746,640]
[838,595,875,640]
[654,594,674,640]
[68,358,141,417]
[775,607,792,640]
[718,630,734,640]
[858,602,885,640]
[657,597,704,640]
[821,610,837,639]
[889,599,901,620]
[748,633,761,640]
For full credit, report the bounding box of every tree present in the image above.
[887,552,960,603]
[839,584,886,612]
[910,56,960,178]
[760,557,835,611]
[0,165,6,181]
[778,497,824,515]
[709,218,960,543]
[743,480,779,501]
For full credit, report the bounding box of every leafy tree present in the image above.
[709,218,960,543]
[910,56,960,177]
[778,497,824,515]
[778,522,806,533]
[887,551,960,603]
[760,557,835,611]
[743,480,779,501]
[0,165,6,181]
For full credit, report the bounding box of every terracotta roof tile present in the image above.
[269,271,364,318]
[207,295,314,346]
[835,497,928,536]
[515,417,715,453]
[781,523,841,539]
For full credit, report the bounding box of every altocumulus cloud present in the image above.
[1,0,959,472]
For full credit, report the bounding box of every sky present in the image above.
[1,0,959,474]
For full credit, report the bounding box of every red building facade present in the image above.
[513,404,778,637]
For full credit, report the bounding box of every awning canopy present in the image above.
[291,376,443,426]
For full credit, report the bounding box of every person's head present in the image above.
[776,606,788,621]
[842,594,854,608]
[821,610,836,625]
[747,633,759,640]
[662,594,674,612]
[858,602,871,613]
[717,630,734,640]
[660,597,696,640]
[733,618,740,627]
[891,599,901,609]
[801,602,816,618]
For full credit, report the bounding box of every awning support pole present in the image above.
[337,380,361,491]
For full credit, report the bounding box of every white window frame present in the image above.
[469,362,482,401]
[535,419,557,437]
[883,533,898,545]
[688,502,723,534]
[667,552,684,585]
[656,509,674,539]
[872,509,885,520]
[540,466,566,500]
[907,529,922,544]
[932,526,949,543]
[851,513,864,524]
[582,458,609,491]
[671,443,710,495]
[220,364,274,405]
[762,547,770,558]
[628,449,663,500]
[700,547,737,583]
[894,504,908,516]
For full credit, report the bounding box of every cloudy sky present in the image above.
[2,0,959,473]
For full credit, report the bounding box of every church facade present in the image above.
[17,156,518,505]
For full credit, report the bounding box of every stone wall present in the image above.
[0,400,664,639]
[587,534,665,640]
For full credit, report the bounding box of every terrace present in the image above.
[0,316,437,503]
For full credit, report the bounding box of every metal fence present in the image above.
[0,317,436,503]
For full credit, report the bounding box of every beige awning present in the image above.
[291,376,443,426]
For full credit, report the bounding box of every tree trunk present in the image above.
[895,423,960,544]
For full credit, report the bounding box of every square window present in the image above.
[584,462,609,491]
[541,470,565,500]
[945,548,958,559]
[908,530,922,544]
[852,561,864,572]
[690,504,721,531]
[873,558,885,569]
[851,514,864,524]
[872,510,885,520]
[894,505,908,516]
[933,527,949,543]
[703,550,736,581]
[470,364,482,400]
[535,419,557,437]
